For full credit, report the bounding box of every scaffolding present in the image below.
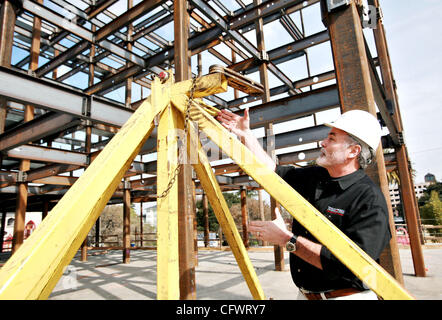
[0,0,425,299]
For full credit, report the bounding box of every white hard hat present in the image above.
[324,110,382,151]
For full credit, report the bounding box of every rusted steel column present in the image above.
[0,0,17,135]
[203,193,209,247]
[323,0,404,281]
[12,0,43,253]
[42,201,49,220]
[140,202,143,247]
[241,187,249,248]
[371,0,426,277]
[123,182,131,263]
[95,218,100,247]
[254,0,284,271]
[258,190,267,246]
[0,211,6,253]
[174,0,196,300]
[80,124,93,262]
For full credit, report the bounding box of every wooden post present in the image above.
[323,0,404,281]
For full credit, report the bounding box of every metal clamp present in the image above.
[397,132,404,146]
[325,0,351,12]
[260,51,269,62]
[16,171,27,183]
[82,96,93,117]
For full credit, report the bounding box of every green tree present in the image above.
[88,204,139,246]
[195,191,259,232]
[418,182,442,206]
[195,199,219,232]
[419,190,442,235]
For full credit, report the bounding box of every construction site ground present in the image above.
[27,245,440,301]
[1,245,440,301]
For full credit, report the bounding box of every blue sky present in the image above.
[380,0,442,183]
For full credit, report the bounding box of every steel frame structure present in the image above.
[0,0,425,298]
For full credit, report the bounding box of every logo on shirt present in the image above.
[326,206,345,216]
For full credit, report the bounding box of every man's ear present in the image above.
[348,144,361,159]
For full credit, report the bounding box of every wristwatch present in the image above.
[285,235,298,252]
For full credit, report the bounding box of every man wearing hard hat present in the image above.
[216,109,391,300]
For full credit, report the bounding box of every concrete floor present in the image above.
[47,246,442,300]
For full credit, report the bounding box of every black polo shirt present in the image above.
[276,165,391,292]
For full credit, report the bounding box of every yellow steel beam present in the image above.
[183,117,265,300]
[0,93,167,300]
[156,101,180,299]
[155,72,227,299]
[183,100,414,300]
[170,72,227,98]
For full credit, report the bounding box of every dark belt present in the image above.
[301,288,363,300]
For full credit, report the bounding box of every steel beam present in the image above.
[191,0,297,93]
[85,0,322,96]
[174,0,196,300]
[94,0,166,42]
[0,0,18,135]
[0,112,77,152]
[86,0,119,20]
[229,30,330,74]
[0,76,165,299]
[324,0,404,282]
[22,0,94,42]
[23,0,147,74]
[6,145,88,166]
[229,0,319,30]
[371,0,426,277]
[227,71,335,108]
[244,85,339,128]
[0,66,131,127]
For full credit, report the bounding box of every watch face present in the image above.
[286,242,296,252]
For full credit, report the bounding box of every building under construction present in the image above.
[0,0,427,299]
